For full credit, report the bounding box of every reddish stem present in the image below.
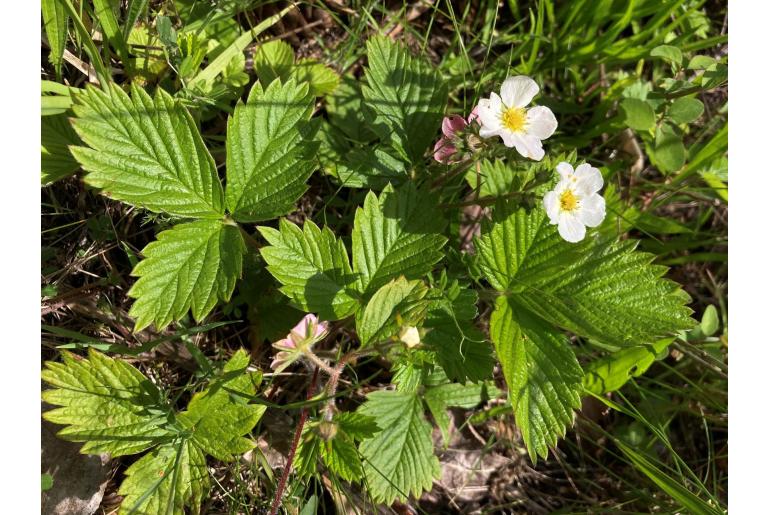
[268,367,319,515]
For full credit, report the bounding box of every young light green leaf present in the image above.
[358,391,440,504]
[668,97,704,124]
[128,220,246,331]
[225,79,318,222]
[489,297,583,462]
[320,435,363,482]
[583,339,672,395]
[290,59,340,96]
[362,36,448,163]
[118,439,208,515]
[424,381,496,443]
[253,39,294,85]
[621,98,656,131]
[476,203,694,347]
[42,114,81,185]
[177,350,265,461]
[356,277,429,347]
[71,83,224,218]
[42,349,170,457]
[258,219,359,320]
[352,183,447,295]
[42,0,68,78]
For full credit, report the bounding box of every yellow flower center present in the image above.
[559,189,579,212]
[501,106,527,132]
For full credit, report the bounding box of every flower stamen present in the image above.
[501,106,527,132]
[559,189,579,212]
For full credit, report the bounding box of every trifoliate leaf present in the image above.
[358,391,440,504]
[621,98,656,131]
[352,183,447,295]
[583,339,672,395]
[489,297,583,462]
[476,203,694,347]
[225,79,318,222]
[128,220,246,331]
[423,282,494,383]
[258,219,359,320]
[362,36,448,164]
[356,277,429,347]
[42,349,170,457]
[177,350,265,461]
[70,83,224,218]
[668,97,704,125]
[253,40,294,86]
[118,439,208,515]
[42,114,81,185]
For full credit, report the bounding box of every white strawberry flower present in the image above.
[543,162,606,243]
[475,75,557,161]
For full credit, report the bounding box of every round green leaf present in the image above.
[621,98,656,131]
[651,123,686,172]
[668,97,704,124]
[650,44,683,67]
[700,304,720,337]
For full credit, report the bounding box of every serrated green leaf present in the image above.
[118,439,208,515]
[423,283,494,383]
[42,0,68,78]
[464,159,516,197]
[321,435,363,482]
[668,97,704,124]
[362,36,448,163]
[583,339,671,395]
[42,349,170,457]
[358,391,440,504]
[318,122,408,189]
[177,350,265,461]
[42,114,81,185]
[128,220,245,331]
[253,39,294,85]
[356,277,428,347]
[71,83,224,218]
[225,79,318,222]
[326,75,378,143]
[352,183,447,295]
[489,297,583,461]
[336,412,380,440]
[476,203,694,347]
[258,219,358,320]
[621,98,656,131]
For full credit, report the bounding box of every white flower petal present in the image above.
[577,194,606,227]
[511,134,545,161]
[479,125,501,138]
[558,215,586,243]
[501,75,539,108]
[574,163,604,194]
[556,162,574,180]
[543,191,560,223]
[476,97,503,133]
[525,106,557,139]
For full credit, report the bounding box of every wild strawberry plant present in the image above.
[41,20,722,513]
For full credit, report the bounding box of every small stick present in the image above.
[269,367,319,515]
